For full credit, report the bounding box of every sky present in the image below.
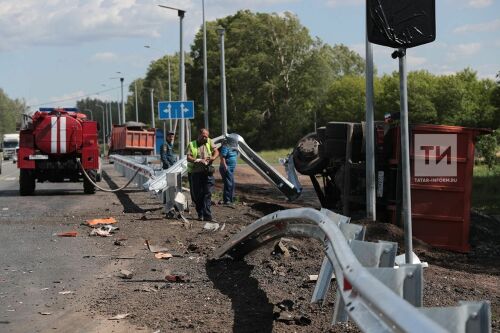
[0,0,499,111]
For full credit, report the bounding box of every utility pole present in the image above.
[218,27,228,136]
[120,77,125,124]
[158,5,185,156]
[135,81,139,122]
[202,0,209,129]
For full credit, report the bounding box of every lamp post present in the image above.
[96,104,106,156]
[158,4,186,158]
[134,81,140,122]
[202,0,209,129]
[83,109,93,120]
[218,27,228,136]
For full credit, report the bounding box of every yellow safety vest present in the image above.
[187,139,213,173]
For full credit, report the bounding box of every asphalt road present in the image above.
[0,162,139,333]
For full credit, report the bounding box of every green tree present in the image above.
[0,89,25,138]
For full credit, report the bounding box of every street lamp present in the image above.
[218,27,228,136]
[109,75,125,124]
[158,4,186,158]
[96,104,106,156]
[202,0,209,129]
[83,109,93,120]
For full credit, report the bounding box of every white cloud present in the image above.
[407,56,427,66]
[91,52,117,62]
[326,0,363,7]
[454,19,500,33]
[447,42,481,61]
[0,0,179,51]
[467,0,493,8]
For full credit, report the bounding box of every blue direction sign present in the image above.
[158,101,195,120]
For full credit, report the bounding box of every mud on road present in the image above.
[3,162,497,332]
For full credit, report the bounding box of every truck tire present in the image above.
[19,169,36,196]
[83,170,96,194]
[293,132,328,176]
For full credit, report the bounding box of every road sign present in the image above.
[158,101,195,120]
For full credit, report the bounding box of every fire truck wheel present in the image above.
[83,170,96,194]
[19,169,36,196]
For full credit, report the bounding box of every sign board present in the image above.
[158,101,195,120]
[367,0,436,49]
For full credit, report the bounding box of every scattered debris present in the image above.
[220,223,226,231]
[114,240,124,246]
[40,288,49,291]
[57,231,78,237]
[58,291,74,295]
[154,252,173,260]
[307,273,335,283]
[86,217,117,226]
[295,315,312,326]
[203,222,220,231]
[187,243,199,252]
[275,311,294,323]
[165,271,189,283]
[277,299,294,311]
[145,240,169,253]
[38,312,52,316]
[119,270,133,279]
[108,313,130,320]
[273,240,290,257]
[134,286,157,293]
[90,228,112,237]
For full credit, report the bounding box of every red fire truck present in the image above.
[17,107,101,195]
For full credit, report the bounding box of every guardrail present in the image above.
[214,208,491,333]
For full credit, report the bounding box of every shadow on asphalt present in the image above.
[206,258,274,333]
[0,189,87,197]
[102,170,145,213]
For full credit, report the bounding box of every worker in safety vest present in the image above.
[186,128,219,221]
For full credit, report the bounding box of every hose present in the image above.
[77,159,140,193]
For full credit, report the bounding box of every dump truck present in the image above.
[292,120,489,252]
[17,107,101,195]
[108,121,155,156]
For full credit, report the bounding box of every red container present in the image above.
[387,124,489,252]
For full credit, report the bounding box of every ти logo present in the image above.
[414,134,457,178]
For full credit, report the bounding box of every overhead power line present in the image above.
[28,85,121,108]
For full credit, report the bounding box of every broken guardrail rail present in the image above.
[110,133,302,201]
[213,208,491,333]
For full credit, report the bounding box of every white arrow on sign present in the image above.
[180,103,189,114]
[164,103,172,118]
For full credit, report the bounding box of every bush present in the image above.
[476,134,498,170]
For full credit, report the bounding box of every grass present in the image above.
[472,163,500,215]
[236,148,292,165]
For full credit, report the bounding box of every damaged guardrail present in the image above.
[110,133,302,214]
[214,208,491,333]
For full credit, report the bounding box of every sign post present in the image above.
[367,0,436,264]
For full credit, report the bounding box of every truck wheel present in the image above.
[19,169,36,196]
[83,170,96,194]
[293,132,328,176]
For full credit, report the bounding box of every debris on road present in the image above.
[58,290,74,295]
[119,270,133,279]
[145,240,169,253]
[57,231,78,237]
[273,240,290,257]
[306,273,335,283]
[154,252,173,260]
[203,222,220,231]
[165,271,189,283]
[90,228,111,237]
[85,217,117,226]
[38,312,52,316]
[108,313,130,320]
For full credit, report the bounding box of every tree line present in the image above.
[83,10,497,152]
[0,88,25,139]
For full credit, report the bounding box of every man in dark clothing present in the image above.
[160,131,176,169]
[186,128,219,221]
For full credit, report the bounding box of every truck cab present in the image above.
[2,133,20,161]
